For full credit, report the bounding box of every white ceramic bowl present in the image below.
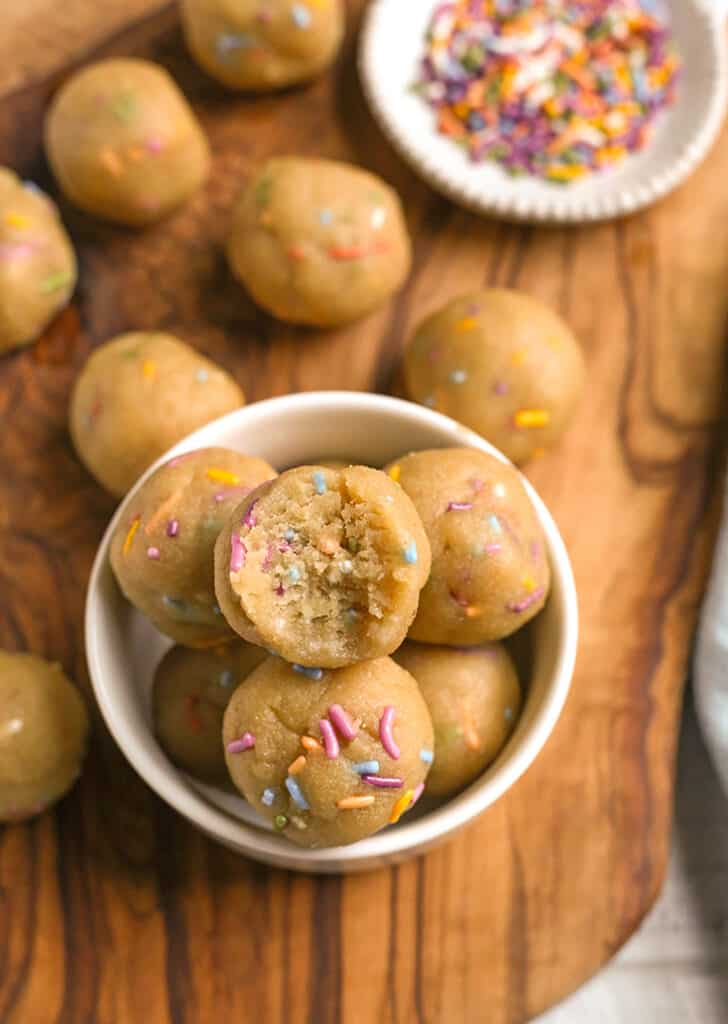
[359,0,728,224]
[86,392,578,873]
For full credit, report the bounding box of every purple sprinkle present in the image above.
[508,587,546,614]
[362,775,403,789]
[447,501,473,512]
[411,782,425,807]
[329,704,357,741]
[227,731,255,753]
[243,499,259,528]
[493,381,508,396]
[230,532,246,572]
[147,546,160,560]
[166,519,179,538]
[319,718,340,759]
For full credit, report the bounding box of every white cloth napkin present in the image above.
[695,483,728,794]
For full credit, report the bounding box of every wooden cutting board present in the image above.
[0,3,725,1022]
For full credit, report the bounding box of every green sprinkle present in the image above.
[40,270,73,294]
[111,92,137,123]
[255,176,273,209]
[274,814,288,831]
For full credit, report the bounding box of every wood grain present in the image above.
[0,3,725,1022]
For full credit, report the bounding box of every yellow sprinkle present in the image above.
[99,147,123,176]
[463,723,481,751]
[532,447,546,460]
[389,790,414,824]
[338,795,375,810]
[142,359,156,380]
[455,317,477,332]
[547,165,588,182]
[123,515,141,555]
[514,409,550,429]
[206,468,241,485]
[127,145,145,162]
[388,465,401,483]
[301,735,323,753]
[464,604,481,619]
[5,211,29,228]
[288,755,306,776]
[522,575,537,593]
[510,350,526,367]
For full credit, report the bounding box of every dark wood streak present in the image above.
[506,825,528,1024]
[308,877,342,1024]
[156,808,192,1024]
[386,865,400,1023]
[413,858,426,1024]
[0,826,40,1023]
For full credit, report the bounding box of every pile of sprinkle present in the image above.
[414,0,680,183]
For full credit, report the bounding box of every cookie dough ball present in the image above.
[394,642,521,797]
[181,0,344,92]
[44,58,210,226]
[111,447,276,646]
[386,449,550,645]
[227,158,411,327]
[215,465,431,667]
[223,655,433,848]
[0,170,76,354]
[0,652,89,822]
[404,290,585,464]
[153,640,266,783]
[70,332,245,497]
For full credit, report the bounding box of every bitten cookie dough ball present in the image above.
[70,332,245,497]
[111,447,276,646]
[227,158,411,327]
[215,465,431,667]
[0,169,76,354]
[385,449,550,645]
[153,640,266,783]
[223,655,433,848]
[181,0,344,92]
[394,641,521,797]
[44,58,210,226]
[0,652,89,822]
[404,289,585,464]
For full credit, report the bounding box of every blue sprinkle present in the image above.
[449,369,468,384]
[345,607,359,624]
[196,368,209,383]
[353,760,380,775]
[291,3,312,28]
[420,749,434,765]
[292,664,323,680]
[403,540,418,565]
[288,566,301,582]
[284,528,296,541]
[261,787,277,807]
[22,181,44,196]
[163,595,185,611]
[488,514,502,534]
[216,32,255,58]
[319,208,333,225]
[423,395,436,408]
[313,471,327,494]
[213,604,223,616]
[504,707,513,721]
[219,669,234,688]
[285,775,310,810]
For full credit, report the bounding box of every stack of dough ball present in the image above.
[0,169,76,354]
[70,332,245,497]
[181,0,345,91]
[394,642,521,797]
[223,655,433,847]
[214,464,431,666]
[110,446,276,647]
[0,652,89,822]
[227,157,411,327]
[153,639,266,783]
[44,58,210,226]
[385,448,550,645]
[404,289,585,464]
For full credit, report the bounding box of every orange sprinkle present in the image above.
[127,145,145,162]
[5,211,29,228]
[301,735,323,753]
[288,244,306,262]
[514,409,550,429]
[338,795,375,810]
[462,722,481,751]
[456,317,478,332]
[123,515,141,555]
[206,468,240,486]
[388,465,401,483]
[464,604,481,619]
[532,447,546,460]
[288,755,306,776]
[99,147,123,176]
[510,350,526,367]
[328,244,367,261]
[142,359,156,380]
[389,790,414,824]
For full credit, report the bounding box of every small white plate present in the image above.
[359,0,728,223]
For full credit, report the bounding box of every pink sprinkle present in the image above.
[379,706,400,760]
[262,542,275,571]
[427,347,441,363]
[147,546,160,560]
[469,478,484,493]
[277,541,291,553]
[145,136,163,154]
[362,775,403,789]
[508,587,546,614]
[493,381,508,396]
[319,719,340,759]
[275,583,285,596]
[484,544,502,555]
[449,590,470,608]
[530,540,542,562]
[230,532,246,572]
[166,519,179,538]
[329,704,357,741]
[215,485,251,504]
[0,241,39,263]
[411,782,425,807]
[243,499,259,528]
[226,732,255,754]
[447,501,473,512]
[466,303,481,316]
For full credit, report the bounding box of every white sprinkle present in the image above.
[370,207,386,230]
[291,3,312,28]
[449,369,468,384]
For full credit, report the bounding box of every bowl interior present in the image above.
[86,392,577,872]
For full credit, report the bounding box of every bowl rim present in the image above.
[85,391,578,872]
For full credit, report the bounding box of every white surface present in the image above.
[85,392,578,873]
[537,704,728,1023]
[359,0,728,223]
